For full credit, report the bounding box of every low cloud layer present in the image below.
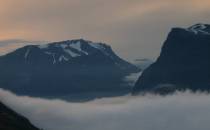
[123,72,142,86]
[1,88,210,130]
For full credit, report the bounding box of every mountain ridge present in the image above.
[133,23,210,94]
[0,39,140,99]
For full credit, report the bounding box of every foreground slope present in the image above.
[133,24,210,94]
[0,101,40,130]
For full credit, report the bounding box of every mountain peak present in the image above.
[38,39,110,50]
[0,39,139,98]
[188,23,210,29]
[169,24,210,36]
[187,23,210,35]
[178,23,210,35]
[17,39,114,64]
[133,24,210,94]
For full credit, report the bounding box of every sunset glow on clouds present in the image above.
[0,0,210,60]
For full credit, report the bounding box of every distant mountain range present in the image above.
[0,101,40,130]
[133,24,210,94]
[0,39,140,98]
[1,23,209,97]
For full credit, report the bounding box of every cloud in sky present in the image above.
[0,0,210,60]
[0,39,47,55]
[1,88,210,130]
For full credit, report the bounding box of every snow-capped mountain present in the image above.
[17,39,135,69]
[133,24,210,94]
[0,39,140,99]
[186,23,210,35]
[31,39,117,64]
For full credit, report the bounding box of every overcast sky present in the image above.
[0,0,210,61]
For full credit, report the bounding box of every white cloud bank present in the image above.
[1,88,210,130]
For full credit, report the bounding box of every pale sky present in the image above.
[0,0,210,61]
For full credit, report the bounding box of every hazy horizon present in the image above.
[0,0,210,61]
[0,1,210,130]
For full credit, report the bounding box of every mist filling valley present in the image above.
[1,88,210,130]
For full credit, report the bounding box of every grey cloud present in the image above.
[0,39,46,47]
[0,39,48,55]
[1,88,210,130]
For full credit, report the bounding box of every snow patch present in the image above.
[38,44,49,49]
[88,42,105,50]
[88,42,112,57]
[60,44,68,49]
[188,24,210,35]
[45,52,56,64]
[64,49,81,57]
[24,48,30,59]
[59,55,69,62]
[69,41,88,55]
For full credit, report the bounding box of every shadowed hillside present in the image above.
[0,101,40,130]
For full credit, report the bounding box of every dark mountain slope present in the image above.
[133,24,210,94]
[0,39,139,98]
[0,101,40,130]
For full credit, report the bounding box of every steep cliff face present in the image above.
[133,24,210,94]
[0,102,40,130]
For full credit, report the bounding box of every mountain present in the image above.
[0,101,40,130]
[0,39,139,99]
[133,24,210,94]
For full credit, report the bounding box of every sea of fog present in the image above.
[1,88,210,130]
